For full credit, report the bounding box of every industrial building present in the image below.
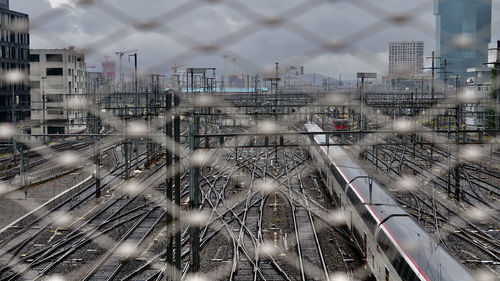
[29,47,87,136]
[0,0,30,123]
[283,66,304,91]
[464,66,493,129]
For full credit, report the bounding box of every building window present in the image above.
[29,81,40,88]
[46,54,63,62]
[47,94,63,102]
[47,108,64,115]
[29,54,40,62]
[46,68,63,76]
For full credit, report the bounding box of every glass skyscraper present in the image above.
[434,0,492,82]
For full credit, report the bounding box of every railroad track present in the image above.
[0,134,118,182]
[0,148,154,280]
[190,131,363,280]
[0,121,365,280]
[352,134,500,274]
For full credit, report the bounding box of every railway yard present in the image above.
[0,90,498,281]
[0,120,370,281]
[3,0,500,280]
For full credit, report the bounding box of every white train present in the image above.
[304,122,476,281]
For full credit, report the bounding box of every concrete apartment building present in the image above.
[389,41,424,76]
[385,41,427,92]
[29,47,86,135]
[0,0,30,123]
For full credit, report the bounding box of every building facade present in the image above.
[86,71,103,94]
[464,66,492,129]
[0,1,30,123]
[389,41,424,76]
[434,0,492,81]
[385,41,427,92]
[284,66,304,91]
[0,1,8,9]
[29,48,86,135]
[102,60,115,81]
[229,73,247,88]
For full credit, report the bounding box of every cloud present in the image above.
[48,0,75,8]
[304,51,388,80]
[9,0,500,80]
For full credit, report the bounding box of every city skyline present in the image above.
[9,0,500,80]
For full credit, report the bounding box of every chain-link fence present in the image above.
[0,0,499,281]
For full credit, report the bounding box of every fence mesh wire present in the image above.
[0,0,499,281]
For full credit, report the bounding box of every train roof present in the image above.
[304,122,477,281]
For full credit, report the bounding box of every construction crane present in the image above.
[115,49,138,86]
[172,63,187,90]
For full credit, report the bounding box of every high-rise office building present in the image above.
[434,0,492,81]
[0,0,9,10]
[389,41,424,76]
[0,0,30,123]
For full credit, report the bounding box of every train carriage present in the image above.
[304,122,476,281]
[333,118,350,131]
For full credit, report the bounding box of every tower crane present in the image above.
[172,63,187,90]
[115,49,138,85]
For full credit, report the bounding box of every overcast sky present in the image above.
[11,0,500,80]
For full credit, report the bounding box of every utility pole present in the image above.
[94,88,101,198]
[313,73,316,93]
[440,59,451,97]
[441,61,454,198]
[11,84,16,123]
[496,41,500,134]
[491,41,500,135]
[129,53,139,170]
[357,72,376,158]
[165,89,173,280]
[454,75,461,202]
[41,76,47,142]
[484,41,500,142]
[232,57,236,75]
[173,93,181,276]
[425,51,442,101]
[116,49,138,91]
[223,55,228,90]
[254,74,259,108]
[263,63,281,164]
[20,142,27,199]
[189,115,200,273]
[424,51,443,161]
[275,62,279,163]
[129,53,138,117]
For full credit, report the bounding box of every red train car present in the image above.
[333,119,349,131]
